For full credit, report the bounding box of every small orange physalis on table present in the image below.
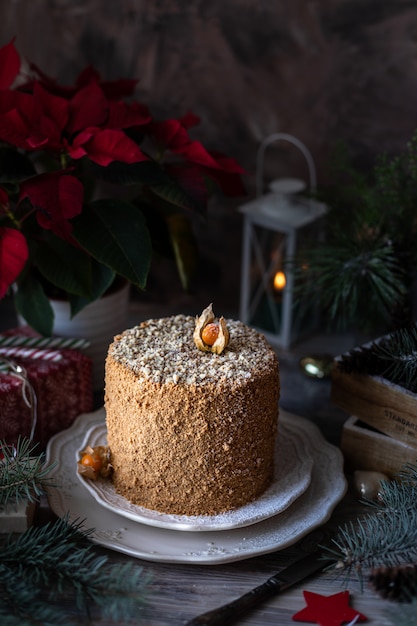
[77,445,113,481]
[193,303,230,354]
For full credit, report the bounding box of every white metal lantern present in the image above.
[239,134,327,349]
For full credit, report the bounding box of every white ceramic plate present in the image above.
[45,408,347,564]
[75,419,314,531]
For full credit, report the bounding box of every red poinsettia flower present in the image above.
[19,171,84,242]
[0,90,52,151]
[0,227,28,298]
[199,151,247,197]
[67,81,108,135]
[0,37,246,336]
[106,99,151,131]
[149,118,218,167]
[0,38,20,90]
[149,117,245,176]
[177,111,201,129]
[28,61,138,101]
[0,40,150,167]
[149,116,246,200]
[75,66,138,101]
[32,82,69,143]
[67,127,148,166]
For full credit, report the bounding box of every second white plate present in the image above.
[45,409,347,564]
[76,417,314,531]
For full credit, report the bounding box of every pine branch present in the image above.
[294,239,407,332]
[0,437,55,507]
[329,511,417,587]
[0,516,149,624]
[296,131,417,332]
[326,464,417,593]
[337,324,417,393]
[364,475,417,517]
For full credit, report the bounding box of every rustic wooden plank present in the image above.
[341,416,417,477]
[331,365,417,447]
[33,491,397,625]
[88,538,394,625]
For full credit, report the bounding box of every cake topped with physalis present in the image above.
[104,304,280,516]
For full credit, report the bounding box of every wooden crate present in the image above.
[331,358,417,448]
[341,416,417,477]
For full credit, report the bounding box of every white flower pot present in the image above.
[43,281,130,391]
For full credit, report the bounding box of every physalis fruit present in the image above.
[77,445,113,481]
[193,303,229,354]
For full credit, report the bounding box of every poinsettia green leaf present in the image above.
[35,234,92,297]
[165,213,199,291]
[14,274,54,336]
[68,262,116,317]
[90,160,205,215]
[71,199,151,289]
[136,201,174,259]
[148,180,203,215]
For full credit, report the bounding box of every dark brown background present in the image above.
[2,0,417,315]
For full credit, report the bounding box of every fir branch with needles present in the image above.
[325,463,417,593]
[294,131,417,332]
[294,238,407,333]
[0,515,149,625]
[336,323,417,393]
[0,437,55,507]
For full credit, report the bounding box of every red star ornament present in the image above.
[292,590,367,626]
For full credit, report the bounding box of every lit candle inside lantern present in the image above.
[273,270,286,291]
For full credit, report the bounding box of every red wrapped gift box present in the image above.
[0,329,93,449]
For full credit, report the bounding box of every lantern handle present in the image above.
[255,133,317,197]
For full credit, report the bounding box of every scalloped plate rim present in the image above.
[44,408,348,565]
[75,418,314,531]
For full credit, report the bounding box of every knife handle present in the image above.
[185,576,281,626]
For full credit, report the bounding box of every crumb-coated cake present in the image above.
[104,309,280,516]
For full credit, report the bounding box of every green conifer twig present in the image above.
[326,464,417,592]
[0,515,149,624]
[0,437,55,506]
[337,324,417,393]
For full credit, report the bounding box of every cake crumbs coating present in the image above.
[109,314,276,385]
[105,313,280,516]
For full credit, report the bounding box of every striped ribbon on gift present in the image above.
[0,347,63,362]
[0,335,90,350]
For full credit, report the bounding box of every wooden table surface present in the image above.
[34,487,395,626]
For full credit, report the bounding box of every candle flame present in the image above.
[273,271,286,291]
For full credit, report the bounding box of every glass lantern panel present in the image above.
[247,225,287,335]
[246,222,319,344]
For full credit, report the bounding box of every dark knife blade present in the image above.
[185,548,332,626]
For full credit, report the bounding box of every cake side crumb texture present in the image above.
[105,314,279,516]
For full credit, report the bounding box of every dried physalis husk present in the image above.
[193,303,230,355]
[77,445,113,481]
